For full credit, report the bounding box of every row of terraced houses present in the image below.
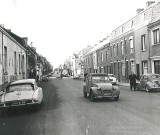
[83,1,160,83]
[0,25,53,89]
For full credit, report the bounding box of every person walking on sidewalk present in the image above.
[129,71,138,91]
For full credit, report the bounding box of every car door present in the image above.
[141,75,148,89]
[87,75,92,93]
[35,82,42,102]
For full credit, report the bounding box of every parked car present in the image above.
[83,73,120,101]
[0,79,43,113]
[41,75,49,81]
[107,74,117,85]
[137,73,160,92]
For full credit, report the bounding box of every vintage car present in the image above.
[0,79,43,112]
[41,75,49,81]
[107,74,117,85]
[137,73,160,92]
[83,73,120,101]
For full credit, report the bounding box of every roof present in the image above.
[9,79,35,86]
[85,36,111,56]
[0,26,26,47]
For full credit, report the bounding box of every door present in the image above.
[140,75,148,89]
[136,64,140,80]
[118,62,120,82]
[126,61,129,82]
[87,75,92,93]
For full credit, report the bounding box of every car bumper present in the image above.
[0,102,40,109]
[93,91,119,98]
[151,87,160,92]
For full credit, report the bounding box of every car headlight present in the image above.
[112,86,116,90]
[97,86,101,91]
[0,102,5,106]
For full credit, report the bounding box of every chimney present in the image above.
[136,8,144,15]
[22,37,28,45]
[0,24,4,28]
[146,1,155,8]
[7,29,11,32]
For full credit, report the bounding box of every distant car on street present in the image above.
[0,79,43,113]
[41,75,49,81]
[83,73,120,101]
[107,74,117,85]
[137,73,160,92]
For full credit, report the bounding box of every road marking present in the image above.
[86,126,89,135]
[86,129,88,135]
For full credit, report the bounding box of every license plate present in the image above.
[104,92,111,96]
[12,102,19,105]
[12,101,26,105]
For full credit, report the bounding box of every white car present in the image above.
[0,79,43,113]
[107,74,117,85]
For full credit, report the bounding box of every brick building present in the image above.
[83,1,160,83]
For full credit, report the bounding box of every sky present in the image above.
[0,0,152,68]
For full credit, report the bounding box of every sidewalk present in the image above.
[117,82,130,87]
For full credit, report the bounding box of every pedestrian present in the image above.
[37,75,39,82]
[129,71,138,91]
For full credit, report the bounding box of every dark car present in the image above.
[41,75,49,81]
[137,73,160,92]
[83,73,120,101]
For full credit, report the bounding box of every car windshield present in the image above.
[92,76,110,83]
[7,84,34,93]
[108,74,114,77]
[151,75,160,78]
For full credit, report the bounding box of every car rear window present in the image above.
[151,75,160,78]
[92,76,110,82]
[7,84,34,92]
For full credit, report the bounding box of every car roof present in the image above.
[90,73,108,76]
[9,79,35,86]
[143,73,160,76]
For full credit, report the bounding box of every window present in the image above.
[110,46,112,57]
[142,61,148,74]
[130,21,134,28]
[106,51,108,61]
[130,60,135,72]
[93,56,95,64]
[88,58,89,65]
[97,54,99,64]
[117,43,119,56]
[4,46,7,73]
[121,41,124,55]
[129,39,134,53]
[113,44,116,56]
[19,54,21,74]
[91,57,93,65]
[22,55,25,73]
[141,35,146,51]
[101,53,103,62]
[121,61,125,76]
[153,29,160,44]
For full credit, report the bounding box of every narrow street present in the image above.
[0,77,160,135]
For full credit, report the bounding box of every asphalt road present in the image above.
[0,77,160,135]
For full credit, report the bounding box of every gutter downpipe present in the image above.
[1,32,4,91]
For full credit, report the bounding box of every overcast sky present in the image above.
[0,0,152,68]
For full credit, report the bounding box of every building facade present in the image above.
[0,26,27,86]
[83,1,160,83]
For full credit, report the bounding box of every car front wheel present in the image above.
[83,91,87,98]
[90,91,95,102]
[114,95,119,101]
[145,85,150,92]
